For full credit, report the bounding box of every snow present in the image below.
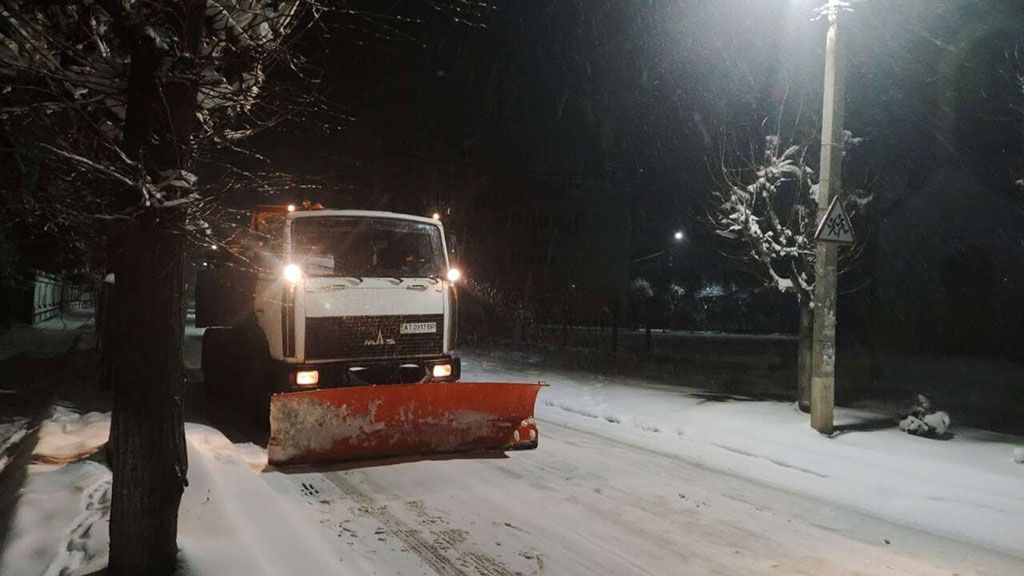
[0,460,112,576]
[0,314,90,363]
[463,351,1024,559]
[32,406,110,464]
[4,346,1023,575]
[177,424,344,576]
[1014,447,1024,465]
[1,418,30,464]
[1,410,346,576]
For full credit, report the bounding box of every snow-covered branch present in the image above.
[713,136,818,301]
[711,134,871,305]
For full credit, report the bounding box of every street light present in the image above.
[632,229,686,265]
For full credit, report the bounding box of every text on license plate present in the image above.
[400,322,437,334]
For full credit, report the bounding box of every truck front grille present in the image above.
[304,314,444,361]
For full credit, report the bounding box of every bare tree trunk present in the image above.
[797,304,813,412]
[643,299,652,353]
[109,3,203,573]
[561,300,569,347]
[109,221,188,574]
[610,296,619,356]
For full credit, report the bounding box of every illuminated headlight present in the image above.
[283,263,302,284]
[432,364,453,378]
[295,370,319,387]
[446,268,461,283]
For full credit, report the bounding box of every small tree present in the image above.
[629,276,656,350]
[712,134,867,408]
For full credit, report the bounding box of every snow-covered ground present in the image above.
[0,313,92,364]
[0,418,31,476]
[0,408,344,576]
[464,350,1024,557]
[2,343,1022,575]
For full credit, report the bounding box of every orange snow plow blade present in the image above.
[267,382,546,467]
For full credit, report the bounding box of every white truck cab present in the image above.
[197,208,461,397]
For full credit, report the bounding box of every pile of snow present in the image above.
[1,418,32,474]
[33,405,111,464]
[178,424,342,576]
[1014,447,1024,464]
[898,395,951,437]
[1,409,346,576]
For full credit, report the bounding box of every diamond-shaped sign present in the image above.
[815,196,855,245]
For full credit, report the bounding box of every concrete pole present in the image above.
[811,2,845,434]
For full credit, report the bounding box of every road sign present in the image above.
[814,196,854,245]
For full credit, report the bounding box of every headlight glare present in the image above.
[283,263,302,284]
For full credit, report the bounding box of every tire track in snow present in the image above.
[324,472,517,576]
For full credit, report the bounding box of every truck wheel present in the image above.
[235,322,272,430]
[201,327,234,401]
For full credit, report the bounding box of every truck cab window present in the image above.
[291,217,445,279]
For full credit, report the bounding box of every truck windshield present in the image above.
[291,217,445,279]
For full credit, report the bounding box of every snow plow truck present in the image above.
[196,204,544,466]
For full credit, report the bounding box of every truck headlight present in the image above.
[446,268,461,283]
[283,263,302,284]
[432,364,453,378]
[295,370,319,387]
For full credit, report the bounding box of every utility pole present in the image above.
[811,0,845,434]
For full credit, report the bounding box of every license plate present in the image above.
[400,322,437,334]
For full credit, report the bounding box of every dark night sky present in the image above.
[237,0,1024,349]
[256,0,1024,224]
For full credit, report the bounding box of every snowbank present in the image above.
[33,406,110,464]
[464,352,1024,558]
[0,461,112,576]
[0,418,32,474]
[1,410,345,576]
[177,424,343,576]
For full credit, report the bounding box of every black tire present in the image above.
[235,322,273,430]
[201,327,234,401]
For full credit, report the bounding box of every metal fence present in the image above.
[28,270,90,325]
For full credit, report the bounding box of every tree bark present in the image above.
[561,301,569,347]
[610,296,619,356]
[109,221,188,575]
[108,2,204,573]
[797,304,813,412]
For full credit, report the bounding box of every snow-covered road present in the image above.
[263,418,1019,575]
[252,350,1023,576]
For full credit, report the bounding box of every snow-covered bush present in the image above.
[898,395,951,438]
[629,277,655,301]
